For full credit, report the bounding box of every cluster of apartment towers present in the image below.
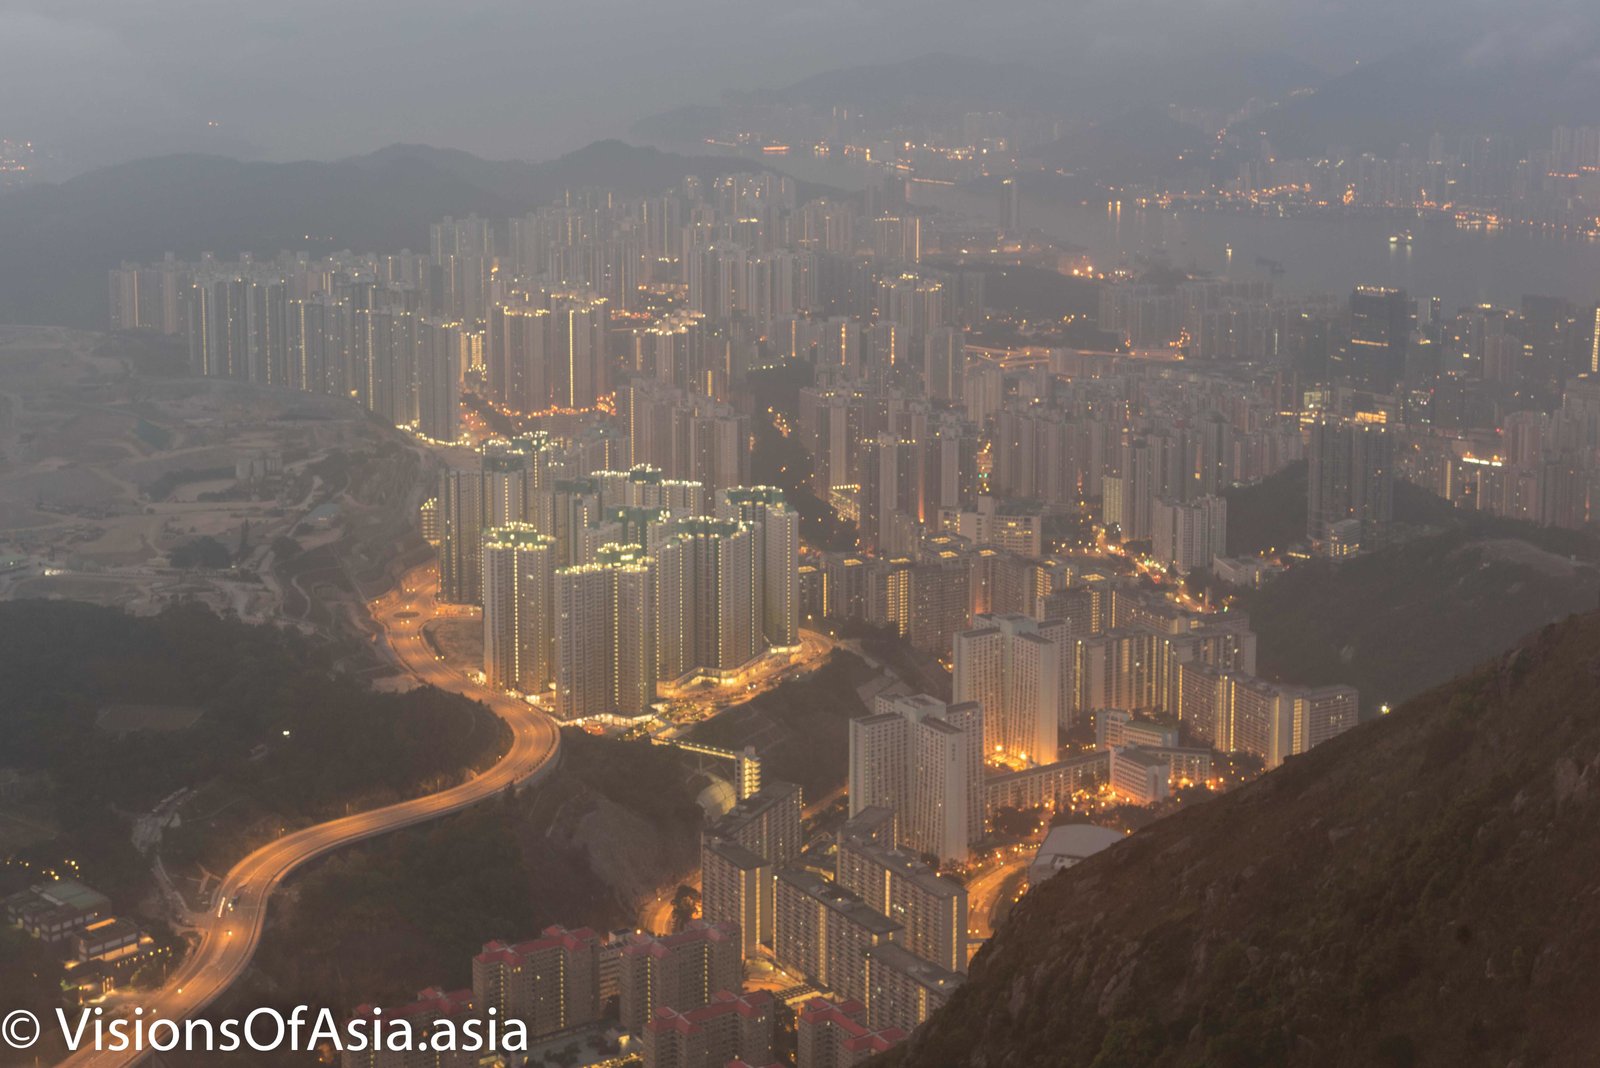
[428,435,801,719]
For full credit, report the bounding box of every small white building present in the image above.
[1027,824,1125,886]
[1110,747,1173,806]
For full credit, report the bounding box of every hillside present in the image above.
[1029,108,1214,183]
[883,607,1600,1067]
[245,731,704,1008]
[144,731,709,1067]
[0,140,790,327]
[685,651,879,800]
[1247,531,1600,711]
[1251,30,1600,154]
[1222,460,1309,557]
[1219,465,1600,711]
[0,600,508,900]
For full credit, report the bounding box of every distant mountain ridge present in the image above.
[633,51,1327,146]
[0,141,791,328]
[1250,32,1600,154]
[635,39,1600,169]
[1028,108,1214,182]
[878,606,1600,1066]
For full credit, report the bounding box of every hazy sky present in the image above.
[0,0,1593,174]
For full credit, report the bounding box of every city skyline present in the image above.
[4,7,1600,1066]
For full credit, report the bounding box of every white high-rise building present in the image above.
[718,487,801,649]
[553,544,657,720]
[482,524,556,694]
[1102,437,1155,542]
[554,566,610,722]
[483,440,535,528]
[440,438,560,605]
[909,713,975,864]
[1152,495,1228,576]
[848,709,917,819]
[651,517,760,683]
[953,614,1069,765]
[847,694,983,864]
[439,466,485,605]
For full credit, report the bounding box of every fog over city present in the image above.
[3,2,1600,1067]
[2,0,1598,169]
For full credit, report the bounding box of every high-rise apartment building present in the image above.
[417,319,465,443]
[471,927,601,1039]
[861,942,963,1034]
[847,695,983,864]
[774,870,903,1007]
[553,543,657,720]
[836,813,968,974]
[440,466,486,605]
[705,781,804,870]
[1151,495,1228,575]
[1176,666,1359,768]
[953,614,1069,763]
[440,440,549,606]
[1307,418,1394,548]
[481,524,556,694]
[717,487,801,648]
[1344,284,1411,390]
[1102,436,1155,542]
[651,517,760,682]
[700,839,771,960]
[617,922,743,1034]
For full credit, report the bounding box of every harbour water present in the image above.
[766,153,1600,312]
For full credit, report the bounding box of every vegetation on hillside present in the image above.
[750,414,857,551]
[229,731,705,1016]
[1224,460,1600,561]
[0,600,509,903]
[685,652,879,801]
[1246,530,1600,711]
[168,535,235,569]
[1223,460,1309,557]
[1219,464,1600,712]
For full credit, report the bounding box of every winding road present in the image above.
[58,563,560,1068]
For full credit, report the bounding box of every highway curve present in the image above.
[57,563,559,1068]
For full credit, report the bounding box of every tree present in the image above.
[168,536,233,569]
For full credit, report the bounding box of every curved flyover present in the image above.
[58,564,558,1068]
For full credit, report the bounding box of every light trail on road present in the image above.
[58,563,559,1068]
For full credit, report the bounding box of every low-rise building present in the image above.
[1027,824,1125,886]
[472,926,601,1039]
[1095,709,1179,750]
[1110,747,1172,805]
[4,880,111,944]
[618,921,743,1034]
[861,942,963,1033]
[983,751,1109,813]
[641,990,776,1068]
[342,988,478,1068]
[796,997,907,1068]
